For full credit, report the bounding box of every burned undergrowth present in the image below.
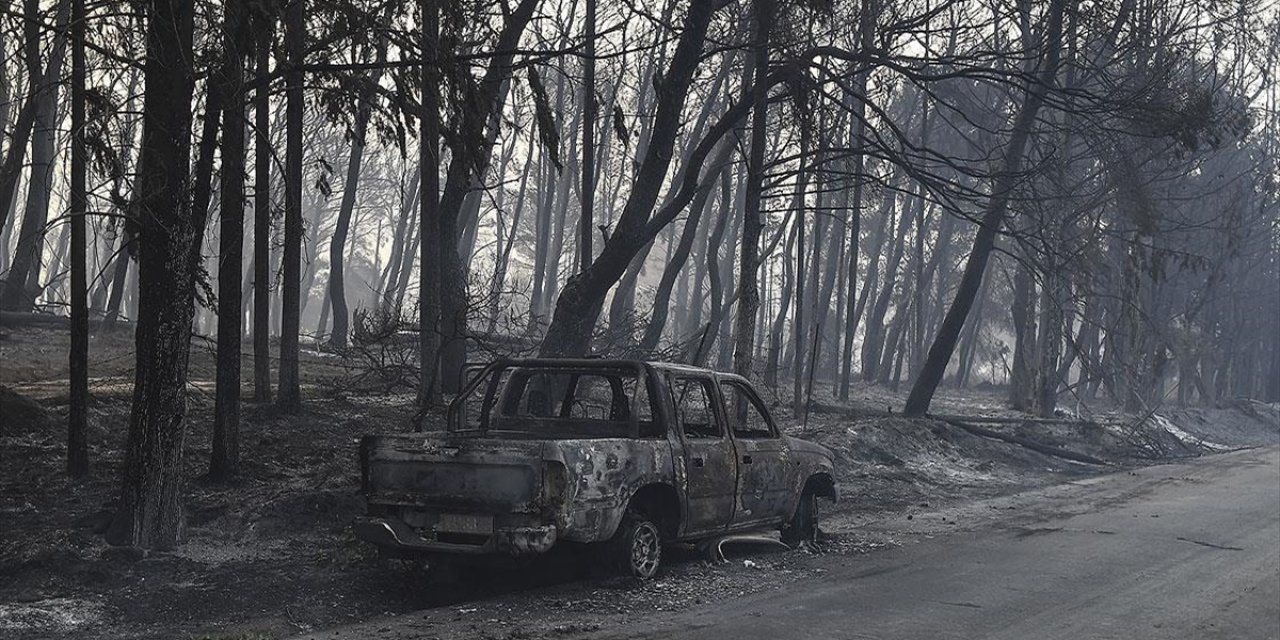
[1,328,1276,639]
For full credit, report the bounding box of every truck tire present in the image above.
[781,490,818,548]
[612,510,662,579]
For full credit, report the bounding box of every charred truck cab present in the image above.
[353,359,837,578]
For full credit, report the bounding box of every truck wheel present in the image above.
[781,490,818,548]
[613,511,662,579]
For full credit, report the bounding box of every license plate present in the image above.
[437,513,493,534]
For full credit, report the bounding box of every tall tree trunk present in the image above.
[418,0,442,406]
[695,168,733,366]
[4,0,70,307]
[838,0,877,399]
[638,142,728,353]
[106,0,198,549]
[579,0,596,271]
[252,20,273,403]
[66,0,87,479]
[489,145,531,332]
[1,16,66,312]
[861,190,911,380]
[0,9,11,219]
[102,230,134,324]
[436,0,540,394]
[0,0,46,243]
[904,0,1067,416]
[732,0,773,378]
[537,0,726,357]
[378,170,417,308]
[211,0,250,482]
[765,221,799,388]
[1008,258,1036,410]
[326,45,384,351]
[954,270,987,388]
[1034,258,1066,416]
[277,0,304,412]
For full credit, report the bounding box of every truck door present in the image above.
[720,378,792,528]
[669,375,736,535]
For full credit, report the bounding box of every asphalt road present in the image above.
[302,447,1279,640]
[599,447,1280,640]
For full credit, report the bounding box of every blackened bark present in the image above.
[418,0,442,407]
[538,0,723,358]
[0,0,45,243]
[277,0,304,412]
[732,0,773,379]
[436,0,540,394]
[1,13,66,312]
[252,21,272,403]
[66,0,87,479]
[793,134,812,412]
[211,0,250,482]
[580,0,596,271]
[102,229,133,325]
[904,0,1067,416]
[861,190,911,380]
[838,0,876,399]
[106,0,197,549]
[378,170,417,308]
[326,42,385,351]
[1008,258,1036,410]
[638,142,731,353]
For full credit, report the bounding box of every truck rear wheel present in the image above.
[612,510,662,579]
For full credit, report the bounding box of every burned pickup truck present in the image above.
[354,359,836,578]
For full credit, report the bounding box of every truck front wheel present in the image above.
[612,510,662,579]
[781,490,819,547]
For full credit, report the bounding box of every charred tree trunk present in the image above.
[252,20,273,403]
[436,0,540,394]
[211,0,250,482]
[580,0,596,271]
[639,142,730,353]
[0,0,46,243]
[276,0,304,412]
[904,0,1066,416]
[766,222,799,388]
[861,190,911,380]
[1,11,66,312]
[66,0,87,479]
[378,170,417,308]
[537,0,725,357]
[838,0,876,399]
[326,43,385,351]
[106,0,198,549]
[732,0,773,379]
[1008,258,1037,410]
[418,0,442,406]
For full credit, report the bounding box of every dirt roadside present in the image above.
[292,446,1280,640]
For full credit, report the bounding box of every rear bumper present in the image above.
[352,516,557,556]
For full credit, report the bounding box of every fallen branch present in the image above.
[806,401,1124,426]
[940,418,1111,466]
[0,311,133,330]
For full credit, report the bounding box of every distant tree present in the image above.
[904,0,1067,416]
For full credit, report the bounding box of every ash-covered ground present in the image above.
[1,326,1276,639]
